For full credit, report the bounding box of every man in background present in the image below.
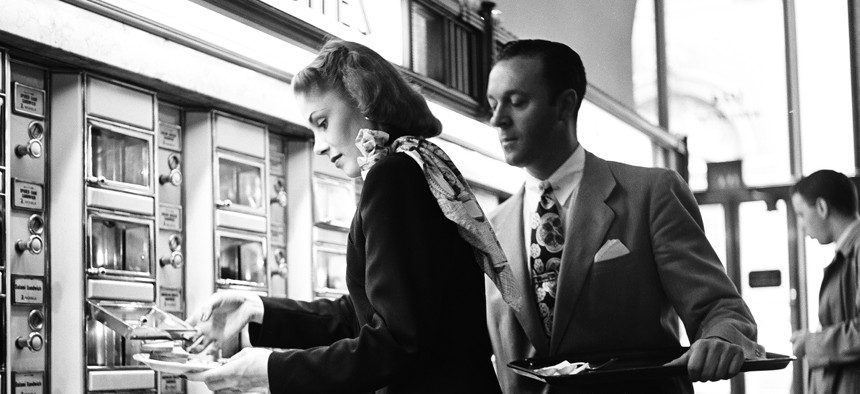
[791,169,860,393]
[484,39,763,393]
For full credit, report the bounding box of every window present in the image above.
[409,1,482,101]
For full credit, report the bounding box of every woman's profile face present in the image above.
[296,88,373,178]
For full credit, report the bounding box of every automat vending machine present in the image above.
[6,58,50,394]
[49,72,190,393]
[182,111,288,394]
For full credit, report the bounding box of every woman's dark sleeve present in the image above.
[248,295,358,349]
[265,155,447,393]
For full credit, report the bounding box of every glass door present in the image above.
[738,200,793,394]
[696,185,801,394]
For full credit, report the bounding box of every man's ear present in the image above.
[555,89,579,121]
[815,197,830,218]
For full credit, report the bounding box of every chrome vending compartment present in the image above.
[86,120,153,194]
[50,73,188,393]
[216,230,267,291]
[87,212,154,279]
[217,153,265,215]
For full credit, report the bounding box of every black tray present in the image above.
[508,347,794,386]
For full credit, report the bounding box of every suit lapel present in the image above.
[492,188,550,353]
[550,151,616,353]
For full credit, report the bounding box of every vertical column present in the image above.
[49,72,85,394]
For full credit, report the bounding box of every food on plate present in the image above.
[141,340,208,364]
[533,360,589,376]
[149,345,190,363]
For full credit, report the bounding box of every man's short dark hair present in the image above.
[495,39,587,105]
[791,169,859,217]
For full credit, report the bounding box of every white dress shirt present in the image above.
[522,145,585,262]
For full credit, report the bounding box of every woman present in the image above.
[185,39,519,393]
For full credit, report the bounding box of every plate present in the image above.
[508,347,794,386]
[133,353,221,374]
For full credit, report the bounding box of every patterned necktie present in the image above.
[530,181,564,337]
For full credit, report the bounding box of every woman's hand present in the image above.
[185,347,272,392]
[185,291,264,353]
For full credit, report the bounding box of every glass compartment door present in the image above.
[313,242,348,299]
[88,212,154,279]
[215,230,267,289]
[86,302,154,368]
[216,153,265,216]
[87,120,153,194]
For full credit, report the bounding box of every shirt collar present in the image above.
[835,219,860,255]
[524,144,584,205]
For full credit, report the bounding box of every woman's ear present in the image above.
[555,89,579,121]
[363,116,381,131]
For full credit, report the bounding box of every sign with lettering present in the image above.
[270,223,286,246]
[159,287,183,312]
[270,153,285,176]
[14,372,44,394]
[12,179,44,211]
[13,83,46,118]
[749,270,782,288]
[159,122,183,151]
[159,203,182,231]
[160,374,183,393]
[13,276,44,305]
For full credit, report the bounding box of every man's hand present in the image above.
[790,329,809,358]
[185,347,272,392]
[664,337,745,382]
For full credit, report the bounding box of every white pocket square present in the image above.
[594,239,630,262]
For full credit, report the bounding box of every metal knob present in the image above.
[16,332,44,352]
[271,250,288,278]
[159,251,184,268]
[159,169,182,186]
[271,180,288,207]
[15,139,43,159]
[85,176,108,185]
[215,199,232,208]
[270,190,288,207]
[87,267,107,276]
[15,235,43,254]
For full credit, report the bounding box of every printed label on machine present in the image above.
[159,122,183,151]
[270,223,286,246]
[13,371,44,394]
[159,287,183,312]
[159,203,182,231]
[160,374,183,394]
[12,179,44,211]
[270,152,285,176]
[12,277,44,305]
[13,83,46,118]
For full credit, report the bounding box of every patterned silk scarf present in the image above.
[356,129,522,312]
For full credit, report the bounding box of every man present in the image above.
[790,169,860,393]
[484,39,763,393]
